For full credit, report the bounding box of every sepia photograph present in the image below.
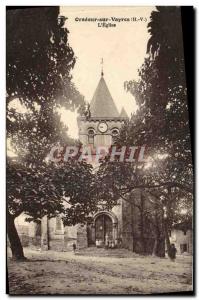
[6,6,194,295]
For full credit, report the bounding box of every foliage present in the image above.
[6,7,94,258]
[97,7,193,247]
[7,7,85,162]
[6,7,84,111]
[7,158,97,223]
[122,6,192,196]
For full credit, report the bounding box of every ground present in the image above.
[7,247,193,295]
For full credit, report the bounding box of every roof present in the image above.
[172,220,192,231]
[90,76,120,118]
[120,107,129,118]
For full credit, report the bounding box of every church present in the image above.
[14,71,165,256]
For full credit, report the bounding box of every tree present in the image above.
[7,159,63,259]
[128,7,192,253]
[7,158,97,259]
[6,7,92,259]
[7,7,85,159]
[97,7,193,256]
[123,7,192,167]
[6,7,84,110]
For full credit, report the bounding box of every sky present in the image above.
[60,6,154,138]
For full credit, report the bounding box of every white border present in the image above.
[1,1,198,299]
[2,0,199,5]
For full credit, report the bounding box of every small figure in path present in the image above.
[72,242,76,254]
[169,244,177,262]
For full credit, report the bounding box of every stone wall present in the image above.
[15,214,38,247]
[112,199,122,243]
[77,224,88,249]
[170,229,192,254]
[78,117,125,148]
[48,218,78,251]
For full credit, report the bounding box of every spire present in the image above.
[101,58,104,77]
[90,76,120,118]
[120,107,128,118]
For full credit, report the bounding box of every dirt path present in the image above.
[7,248,193,295]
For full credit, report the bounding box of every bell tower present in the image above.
[77,68,128,149]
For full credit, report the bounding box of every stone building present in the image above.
[169,221,193,255]
[14,72,165,256]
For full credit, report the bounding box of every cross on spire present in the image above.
[101,58,104,77]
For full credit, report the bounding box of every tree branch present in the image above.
[123,181,193,194]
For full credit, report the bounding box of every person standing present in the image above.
[169,244,177,261]
[72,242,77,254]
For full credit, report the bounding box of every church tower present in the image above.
[77,71,128,150]
[77,70,130,249]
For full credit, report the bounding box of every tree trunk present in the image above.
[165,187,172,258]
[152,211,160,257]
[152,236,158,256]
[164,219,171,257]
[140,193,145,254]
[7,213,26,260]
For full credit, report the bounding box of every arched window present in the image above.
[111,128,119,145]
[88,128,95,145]
[111,128,119,136]
[88,128,95,135]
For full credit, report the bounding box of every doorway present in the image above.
[95,214,113,244]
